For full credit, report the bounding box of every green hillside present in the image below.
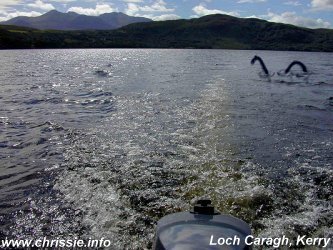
[1,14,333,51]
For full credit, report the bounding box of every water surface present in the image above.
[0,49,332,248]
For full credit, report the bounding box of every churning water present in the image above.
[0,49,332,249]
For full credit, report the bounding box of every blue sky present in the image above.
[1,0,333,29]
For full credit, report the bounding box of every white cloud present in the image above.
[67,4,116,16]
[238,0,266,3]
[192,4,221,15]
[284,1,302,6]
[49,0,76,2]
[153,14,180,20]
[27,0,55,11]
[245,15,260,18]
[0,10,8,21]
[311,0,333,10]
[140,0,174,12]
[267,11,331,28]
[140,13,180,21]
[0,0,22,8]
[123,0,143,2]
[125,3,140,15]
[192,4,239,17]
[125,0,174,16]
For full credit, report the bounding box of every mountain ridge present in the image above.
[0,14,333,51]
[0,10,152,30]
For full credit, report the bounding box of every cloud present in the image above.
[0,10,8,20]
[124,0,180,20]
[49,0,76,2]
[0,0,22,8]
[125,0,174,15]
[27,0,55,11]
[125,3,139,15]
[267,11,331,28]
[153,13,180,20]
[125,0,175,18]
[67,4,116,16]
[141,0,174,12]
[192,4,239,17]
[238,0,266,3]
[245,15,260,18]
[123,0,143,2]
[311,0,333,10]
[0,10,42,21]
[139,13,180,21]
[284,1,302,6]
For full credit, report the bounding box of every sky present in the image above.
[0,0,333,29]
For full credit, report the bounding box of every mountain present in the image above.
[1,14,333,51]
[0,10,152,30]
[99,12,152,29]
[113,14,333,51]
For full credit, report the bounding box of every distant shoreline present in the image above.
[1,14,333,52]
[1,48,333,53]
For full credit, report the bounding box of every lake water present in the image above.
[0,49,332,248]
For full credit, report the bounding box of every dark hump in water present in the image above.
[251,55,269,75]
[328,97,333,106]
[285,61,308,74]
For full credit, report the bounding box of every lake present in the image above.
[0,49,332,248]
